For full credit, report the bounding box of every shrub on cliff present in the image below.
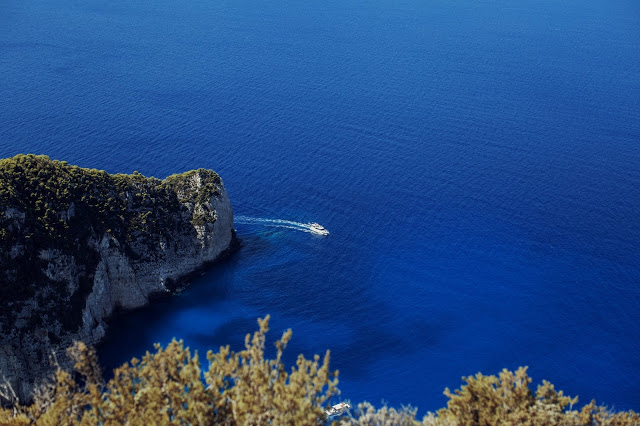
[0,154,210,255]
[338,369,639,425]
[1,317,638,425]
[0,316,338,425]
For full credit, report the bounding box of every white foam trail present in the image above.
[235,215,313,233]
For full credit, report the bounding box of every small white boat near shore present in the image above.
[326,402,350,417]
[309,222,329,236]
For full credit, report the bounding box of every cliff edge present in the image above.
[0,154,236,404]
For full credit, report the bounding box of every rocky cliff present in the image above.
[0,154,237,404]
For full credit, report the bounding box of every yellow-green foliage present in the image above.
[205,316,338,425]
[434,367,640,425]
[338,369,639,425]
[337,402,424,426]
[1,319,638,425]
[0,316,338,425]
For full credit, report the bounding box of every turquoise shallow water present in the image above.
[1,0,639,413]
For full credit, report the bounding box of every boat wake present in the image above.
[235,215,317,234]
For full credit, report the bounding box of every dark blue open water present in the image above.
[2,0,639,413]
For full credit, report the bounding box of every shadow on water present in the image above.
[188,316,258,354]
[97,252,240,375]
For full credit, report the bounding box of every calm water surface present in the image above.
[1,0,639,412]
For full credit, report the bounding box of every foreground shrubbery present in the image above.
[1,317,638,425]
[1,316,337,425]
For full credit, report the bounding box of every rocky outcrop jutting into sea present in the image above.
[0,155,236,404]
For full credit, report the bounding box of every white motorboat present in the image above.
[325,402,350,417]
[309,222,329,235]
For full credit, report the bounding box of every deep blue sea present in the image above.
[2,0,639,414]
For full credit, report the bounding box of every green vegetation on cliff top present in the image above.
[0,154,221,246]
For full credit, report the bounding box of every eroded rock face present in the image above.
[0,156,236,404]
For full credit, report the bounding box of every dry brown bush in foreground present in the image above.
[1,318,638,425]
[1,316,338,425]
[340,367,639,426]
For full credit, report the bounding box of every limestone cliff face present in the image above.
[0,155,236,404]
